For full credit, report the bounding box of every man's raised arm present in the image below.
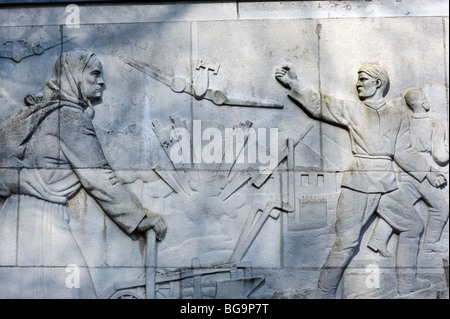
[275,63,352,127]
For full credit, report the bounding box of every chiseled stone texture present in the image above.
[0,0,448,299]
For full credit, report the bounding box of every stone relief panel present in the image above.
[0,4,448,300]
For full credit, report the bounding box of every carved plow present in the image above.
[101,259,264,299]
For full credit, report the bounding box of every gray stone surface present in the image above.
[0,0,448,299]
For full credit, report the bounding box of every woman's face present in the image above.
[81,58,105,101]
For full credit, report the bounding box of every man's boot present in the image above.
[315,267,343,299]
[424,242,448,253]
[367,218,393,258]
[423,228,448,252]
[423,217,448,252]
[315,251,350,299]
[397,276,431,296]
[396,240,430,296]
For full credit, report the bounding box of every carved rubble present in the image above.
[0,1,448,299]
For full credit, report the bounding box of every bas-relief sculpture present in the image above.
[0,17,448,300]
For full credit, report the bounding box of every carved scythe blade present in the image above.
[0,36,75,63]
[120,55,284,109]
[120,55,189,94]
[221,95,284,109]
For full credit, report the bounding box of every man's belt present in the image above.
[354,154,393,161]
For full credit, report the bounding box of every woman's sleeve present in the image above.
[59,106,147,235]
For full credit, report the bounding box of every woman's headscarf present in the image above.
[0,49,100,166]
[43,48,99,114]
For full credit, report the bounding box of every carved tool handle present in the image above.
[145,229,157,299]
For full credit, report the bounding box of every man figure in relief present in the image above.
[275,62,447,298]
[368,87,449,257]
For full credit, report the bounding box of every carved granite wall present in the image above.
[0,0,448,299]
